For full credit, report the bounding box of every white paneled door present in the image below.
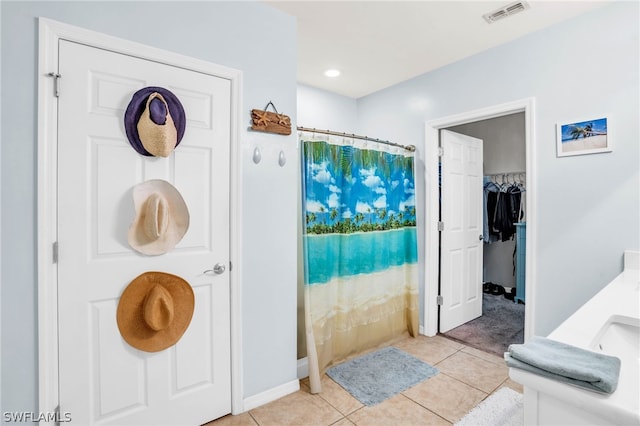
[57,40,231,425]
[439,130,483,333]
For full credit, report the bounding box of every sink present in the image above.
[590,315,640,367]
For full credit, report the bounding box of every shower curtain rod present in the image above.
[297,126,416,152]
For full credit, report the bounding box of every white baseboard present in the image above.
[297,357,309,379]
[243,379,300,412]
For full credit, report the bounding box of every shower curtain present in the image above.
[300,133,419,393]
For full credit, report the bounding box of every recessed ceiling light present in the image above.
[324,69,341,78]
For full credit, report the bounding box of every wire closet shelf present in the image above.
[297,126,416,152]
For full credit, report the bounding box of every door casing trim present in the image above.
[423,98,536,340]
[37,17,244,417]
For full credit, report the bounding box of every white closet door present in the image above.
[440,130,483,333]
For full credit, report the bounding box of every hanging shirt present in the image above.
[483,178,501,243]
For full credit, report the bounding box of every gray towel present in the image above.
[505,336,621,394]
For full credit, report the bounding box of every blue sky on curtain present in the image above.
[300,132,419,394]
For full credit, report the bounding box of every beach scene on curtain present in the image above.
[300,136,419,392]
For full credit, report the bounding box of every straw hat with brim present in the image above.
[128,180,190,256]
[124,86,186,157]
[117,271,195,352]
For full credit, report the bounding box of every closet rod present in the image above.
[297,126,416,152]
[486,171,526,176]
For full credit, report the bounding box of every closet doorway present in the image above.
[440,113,526,356]
[423,98,536,351]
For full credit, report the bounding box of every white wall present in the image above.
[448,113,526,176]
[355,1,639,336]
[297,84,358,132]
[1,0,298,416]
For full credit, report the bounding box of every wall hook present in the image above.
[253,147,262,164]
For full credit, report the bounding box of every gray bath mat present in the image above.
[326,346,438,406]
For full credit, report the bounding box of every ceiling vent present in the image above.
[483,1,530,23]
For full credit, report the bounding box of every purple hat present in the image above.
[124,87,186,157]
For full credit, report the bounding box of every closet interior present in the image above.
[483,171,526,303]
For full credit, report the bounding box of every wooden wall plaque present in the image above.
[251,102,291,135]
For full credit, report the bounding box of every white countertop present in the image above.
[509,250,640,425]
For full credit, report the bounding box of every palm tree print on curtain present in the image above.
[300,134,419,394]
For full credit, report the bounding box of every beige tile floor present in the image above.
[206,335,523,426]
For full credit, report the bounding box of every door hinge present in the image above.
[436,295,444,305]
[438,221,444,231]
[52,241,59,264]
[47,72,61,97]
[438,146,444,157]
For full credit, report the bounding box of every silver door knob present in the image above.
[213,263,226,274]
[479,235,484,241]
[204,263,226,275]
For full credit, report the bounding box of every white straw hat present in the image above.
[128,180,190,255]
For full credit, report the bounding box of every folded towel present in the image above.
[505,336,621,394]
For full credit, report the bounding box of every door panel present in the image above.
[57,40,231,425]
[440,130,483,333]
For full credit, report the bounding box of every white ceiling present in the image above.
[266,0,613,98]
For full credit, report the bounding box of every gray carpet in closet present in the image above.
[442,293,525,357]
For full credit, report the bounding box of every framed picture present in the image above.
[556,116,611,157]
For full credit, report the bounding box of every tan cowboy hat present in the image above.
[128,180,189,255]
[117,271,195,352]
